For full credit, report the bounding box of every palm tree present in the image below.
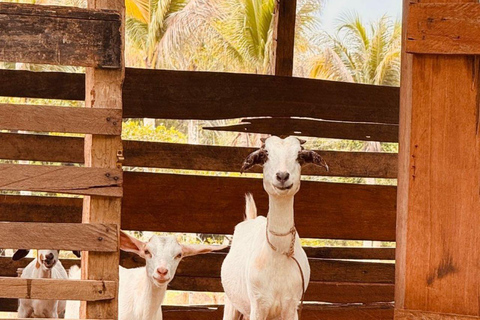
[309,14,401,86]
[157,0,323,73]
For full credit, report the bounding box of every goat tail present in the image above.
[68,265,81,280]
[245,193,257,220]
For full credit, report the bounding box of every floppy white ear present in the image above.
[120,231,146,257]
[181,244,227,257]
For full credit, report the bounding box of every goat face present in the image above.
[241,136,329,198]
[120,232,227,288]
[37,250,59,270]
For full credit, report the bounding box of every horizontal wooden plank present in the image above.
[0,277,115,301]
[0,164,122,197]
[0,3,120,67]
[123,172,397,241]
[206,118,399,142]
[303,247,395,260]
[0,68,400,124]
[395,309,480,320]
[0,222,117,251]
[0,172,397,240]
[0,133,398,178]
[0,104,121,135]
[407,3,480,55]
[0,301,394,319]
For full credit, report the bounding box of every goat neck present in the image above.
[136,268,166,319]
[266,194,295,255]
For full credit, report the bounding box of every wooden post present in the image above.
[396,0,480,318]
[81,0,124,318]
[270,0,297,76]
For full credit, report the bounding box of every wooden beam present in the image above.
[407,3,480,55]
[0,222,117,251]
[0,172,397,240]
[123,172,397,241]
[0,133,398,178]
[0,277,115,301]
[396,0,480,317]
[0,3,121,67]
[270,0,297,76]
[0,164,122,197]
[0,104,122,135]
[205,117,399,142]
[0,68,400,124]
[396,309,480,320]
[81,0,124,317]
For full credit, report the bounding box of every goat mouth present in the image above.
[43,261,55,269]
[274,184,293,191]
[153,277,170,285]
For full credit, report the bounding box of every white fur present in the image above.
[221,136,311,320]
[17,250,68,318]
[66,234,226,320]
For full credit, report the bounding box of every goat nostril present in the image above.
[276,172,290,182]
[157,267,168,276]
[46,253,54,261]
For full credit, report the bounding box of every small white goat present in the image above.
[221,136,328,320]
[12,249,80,318]
[66,231,226,320]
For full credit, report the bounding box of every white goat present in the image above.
[13,249,80,318]
[221,136,328,320]
[66,231,226,320]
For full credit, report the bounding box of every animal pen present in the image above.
[0,0,477,319]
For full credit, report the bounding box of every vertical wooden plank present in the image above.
[396,0,480,318]
[81,0,124,319]
[270,0,297,76]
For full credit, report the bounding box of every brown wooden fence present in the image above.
[0,1,398,319]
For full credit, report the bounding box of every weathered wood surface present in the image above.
[0,172,397,240]
[0,69,400,124]
[0,301,394,319]
[0,164,122,197]
[0,277,115,301]
[396,309,480,320]
[206,117,399,142]
[0,255,394,304]
[0,133,398,178]
[81,0,124,317]
[270,0,297,76]
[0,3,121,67]
[0,104,121,135]
[407,3,480,55]
[0,222,117,251]
[397,0,480,317]
[123,172,397,241]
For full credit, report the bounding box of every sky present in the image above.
[320,0,402,34]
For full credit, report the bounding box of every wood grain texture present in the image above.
[396,309,480,320]
[0,3,120,67]
[81,0,124,317]
[0,68,400,123]
[0,169,397,241]
[0,301,394,319]
[0,164,122,197]
[0,104,121,135]
[206,117,399,142]
[0,133,398,178]
[407,3,480,54]
[123,172,397,241]
[0,277,115,301]
[0,222,117,251]
[270,0,297,76]
[397,0,480,317]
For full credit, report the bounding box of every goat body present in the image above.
[18,255,68,318]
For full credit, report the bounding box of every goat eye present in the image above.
[144,249,151,256]
[175,253,182,259]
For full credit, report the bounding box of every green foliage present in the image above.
[122,120,187,142]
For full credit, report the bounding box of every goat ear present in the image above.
[297,138,307,145]
[12,249,30,261]
[181,244,228,257]
[72,251,81,258]
[119,231,146,257]
[241,149,268,173]
[298,150,329,172]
